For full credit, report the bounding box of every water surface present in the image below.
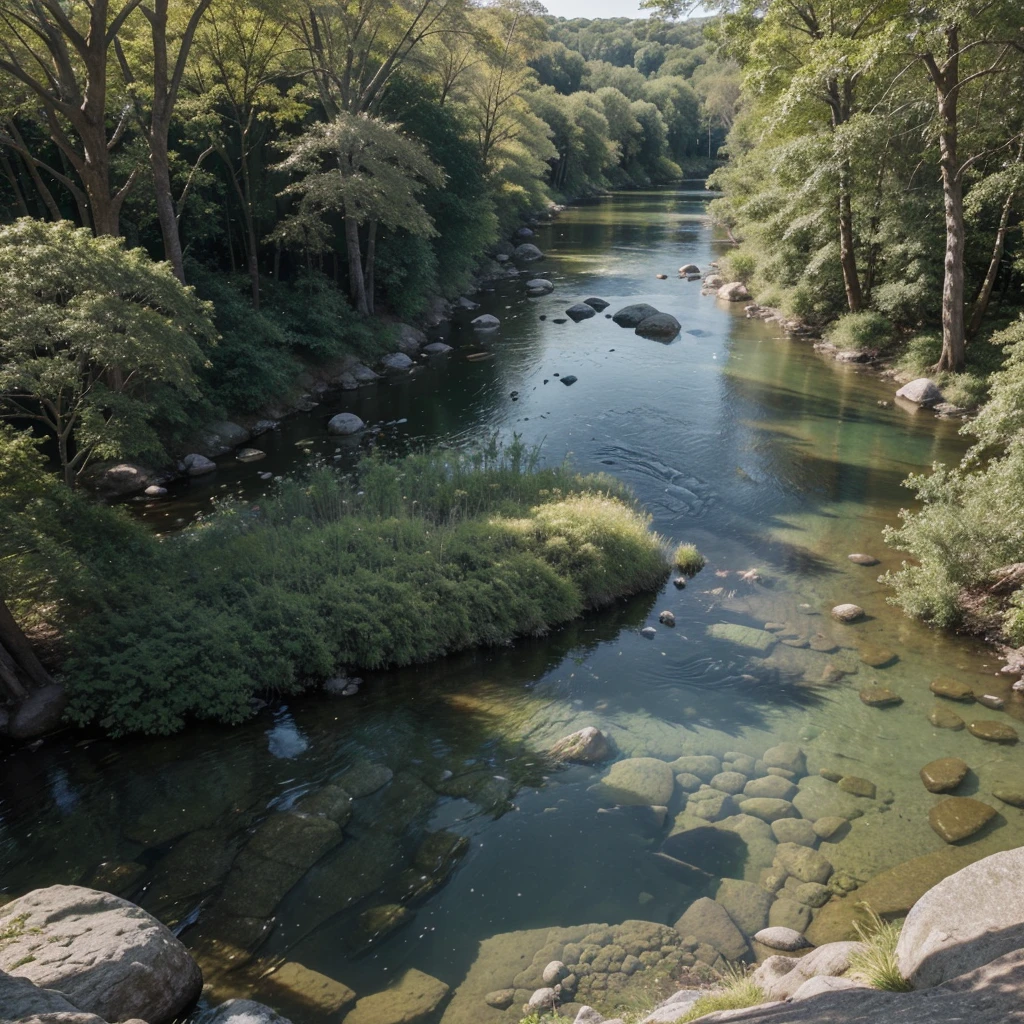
[3,188,1020,1022]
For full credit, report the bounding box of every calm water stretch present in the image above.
[3,188,1021,1022]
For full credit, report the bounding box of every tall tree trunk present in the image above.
[0,599,54,697]
[838,163,863,312]
[967,187,1015,339]
[364,219,377,315]
[926,30,966,373]
[151,138,185,281]
[0,149,29,216]
[345,215,369,315]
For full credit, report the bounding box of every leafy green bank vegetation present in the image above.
[2,435,670,735]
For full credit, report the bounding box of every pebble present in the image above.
[753,926,809,951]
[658,610,676,626]
[710,771,748,795]
[542,961,567,985]
[977,694,1005,710]
[859,686,902,707]
[848,553,880,566]
[672,577,687,589]
[812,816,848,840]
[640,627,657,639]
[560,375,577,385]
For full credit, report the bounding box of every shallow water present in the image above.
[3,188,1023,1022]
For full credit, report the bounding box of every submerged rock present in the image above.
[967,720,1018,743]
[526,279,553,295]
[206,999,294,1024]
[742,798,798,824]
[931,677,975,701]
[715,878,773,937]
[584,297,610,310]
[565,303,596,321]
[513,243,544,261]
[762,743,806,777]
[929,705,966,730]
[837,776,876,799]
[920,757,969,793]
[673,897,749,961]
[706,623,778,654]
[592,758,675,807]
[471,314,501,330]
[670,756,722,782]
[859,686,902,707]
[847,553,879,566]
[928,797,997,843]
[346,968,449,1024]
[775,842,833,884]
[831,603,864,623]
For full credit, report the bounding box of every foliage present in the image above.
[0,220,215,483]
[55,445,668,735]
[672,543,706,574]
[849,906,912,992]
[824,312,896,352]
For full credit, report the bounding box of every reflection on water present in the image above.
[2,188,1021,1023]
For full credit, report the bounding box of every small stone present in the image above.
[928,797,997,843]
[659,610,676,626]
[929,706,965,730]
[710,772,748,795]
[819,769,843,783]
[745,776,797,801]
[920,757,969,793]
[831,604,864,623]
[813,816,848,841]
[675,772,703,793]
[771,818,817,847]
[742,798,799,823]
[859,687,902,707]
[754,927,809,951]
[769,897,811,933]
[560,375,578,386]
[775,842,833,884]
[993,787,1024,807]
[327,413,365,435]
[566,303,596,322]
[236,448,266,462]
[837,776,876,799]
[484,990,515,1009]
[640,626,657,639]
[527,987,557,1011]
[930,677,975,701]
[144,485,167,496]
[848,554,879,566]
[673,577,687,589]
[967,720,1019,743]
[859,645,897,668]
[762,743,806,776]
[977,694,1005,710]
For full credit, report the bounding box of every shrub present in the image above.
[720,249,756,283]
[672,543,706,575]
[849,906,911,991]
[823,311,896,352]
[61,447,668,735]
[894,332,942,376]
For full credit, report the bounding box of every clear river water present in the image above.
[3,187,1024,1023]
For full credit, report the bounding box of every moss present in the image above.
[0,914,29,948]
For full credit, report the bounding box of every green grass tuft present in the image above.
[672,543,706,575]
[668,967,765,1023]
[849,905,912,992]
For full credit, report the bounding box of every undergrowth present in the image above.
[58,441,670,735]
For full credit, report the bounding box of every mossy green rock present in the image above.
[930,677,975,701]
[920,758,969,794]
[859,687,902,707]
[859,645,897,668]
[928,798,997,843]
[993,787,1024,807]
[674,897,749,960]
[346,968,449,1024]
[967,720,1019,743]
[707,623,778,654]
[593,757,675,807]
[687,787,738,822]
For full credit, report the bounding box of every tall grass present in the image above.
[62,443,669,735]
[849,905,911,992]
[668,967,764,1023]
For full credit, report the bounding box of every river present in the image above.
[2,187,1021,1023]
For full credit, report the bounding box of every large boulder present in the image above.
[612,303,660,328]
[196,421,251,456]
[592,758,675,807]
[751,942,864,1000]
[526,279,554,295]
[0,885,202,1024]
[715,879,773,937]
[79,462,156,499]
[513,243,544,261]
[635,313,681,340]
[896,378,944,407]
[565,303,596,322]
[381,352,414,374]
[896,847,1024,989]
[394,324,426,355]
[182,453,216,476]
[327,413,365,435]
[717,282,750,302]
[472,314,501,331]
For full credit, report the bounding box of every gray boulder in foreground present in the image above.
[0,885,202,1024]
[611,303,660,327]
[635,312,681,340]
[897,846,1024,989]
[896,378,944,407]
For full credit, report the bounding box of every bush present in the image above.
[823,311,896,352]
[720,249,756,283]
[672,543,706,574]
[849,906,911,991]
[62,446,669,735]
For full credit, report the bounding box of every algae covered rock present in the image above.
[929,705,965,730]
[771,818,817,847]
[775,842,833,884]
[592,758,675,807]
[706,623,778,654]
[920,757,969,793]
[669,755,721,782]
[967,720,1018,743]
[346,969,449,1024]
[550,727,616,764]
[673,897,749,961]
[930,677,975,701]
[928,797,997,843]
[714,878,773,937]
[762,743,806,776]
